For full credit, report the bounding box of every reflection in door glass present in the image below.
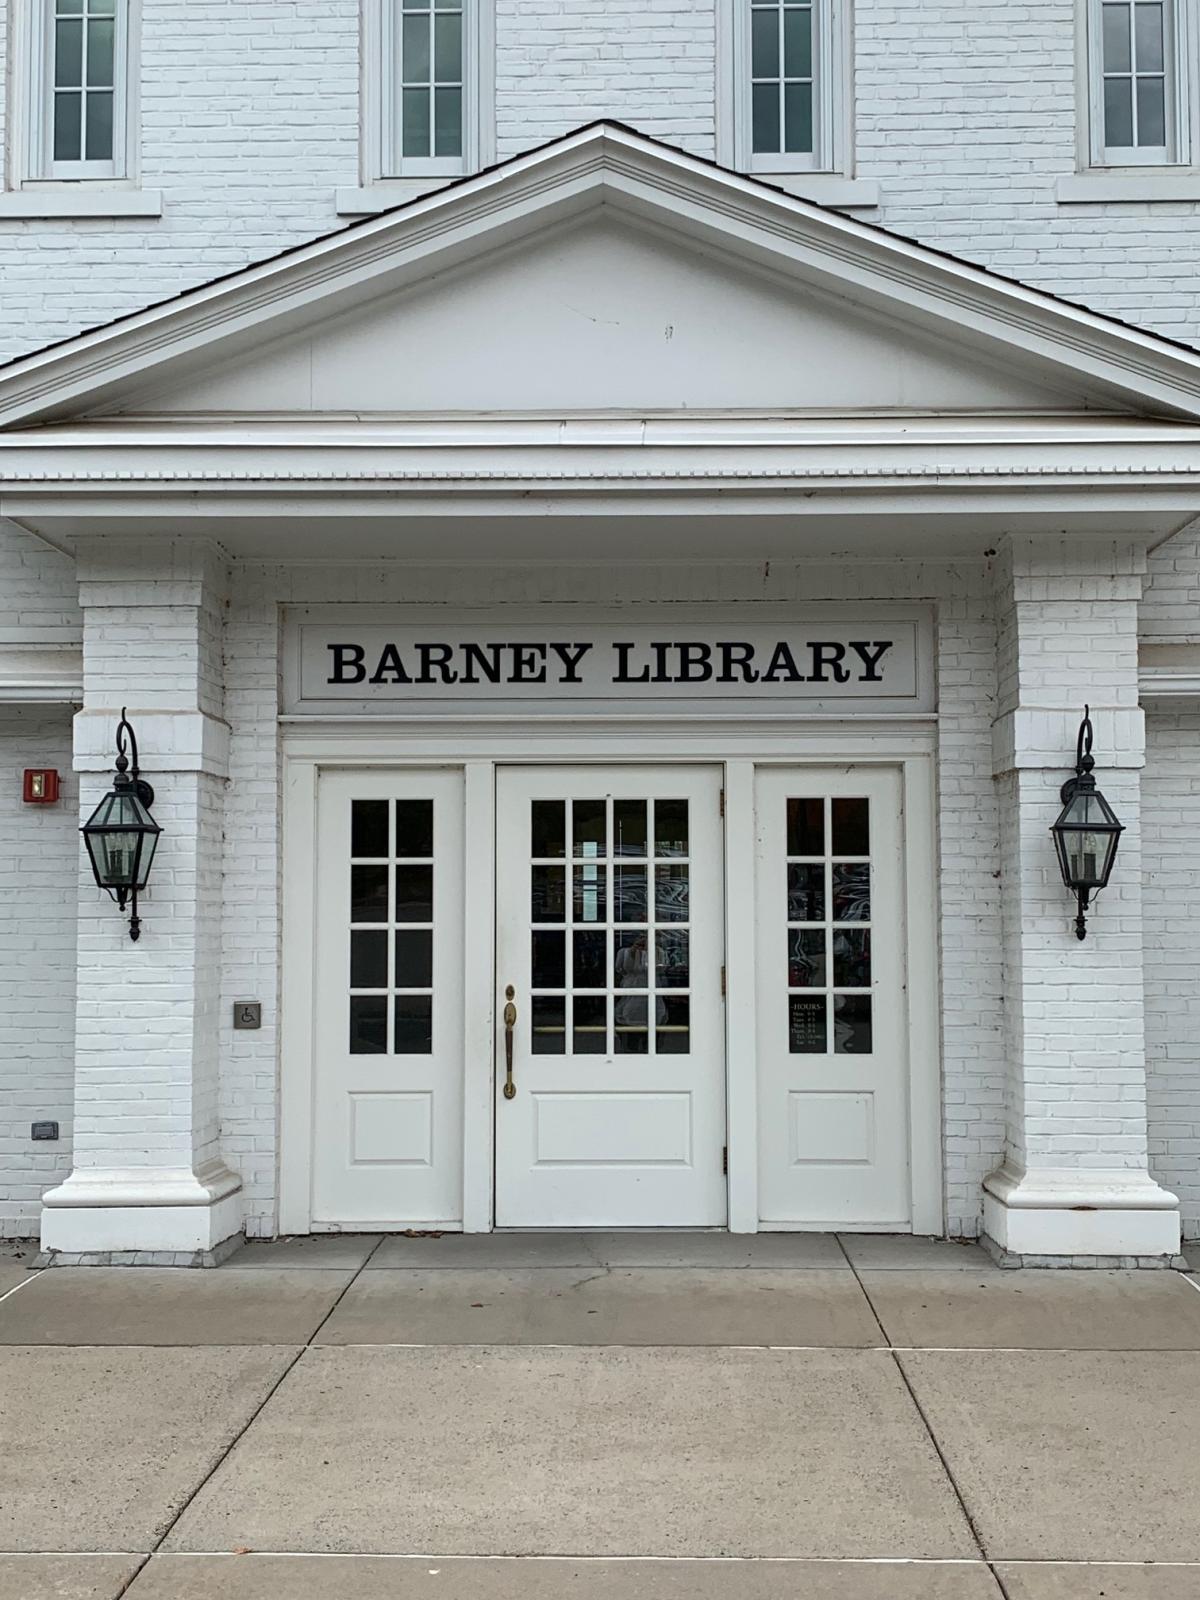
[526,795,692,1056]
[785,797,871,1055]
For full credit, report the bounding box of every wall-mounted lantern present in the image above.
[1050,706,1124,942]
[80,709,161,943]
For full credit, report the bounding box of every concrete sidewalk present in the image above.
[2,1234,1200,1598]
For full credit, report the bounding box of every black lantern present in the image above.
[80,709,161,942]
[1050,706,1124,942]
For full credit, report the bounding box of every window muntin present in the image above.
[736,0,839,174]
[381,0,471,177]
[1089,0,1187,165]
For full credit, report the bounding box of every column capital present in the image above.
[992,706,1145,778]
[72,707,230,779]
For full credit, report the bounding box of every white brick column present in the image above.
[40,540,242,1260]
[983,538,1181,1262]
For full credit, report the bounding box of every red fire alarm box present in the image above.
[23,769,60,804]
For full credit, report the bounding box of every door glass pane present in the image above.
[573,864,607,923]
[532,800,566,858]
[655,865,689,922]
[787,863,825,921]
[351,865,389,922]
[573,929,606,987]
[833,928,870,988]
[532,865,566,923]
[574,994,607,1054]
[351,929,388,989]
[834,993,872,1054]
[613,800,647,857]
[396,799,433,856]
[831,798,870,855]
[395,928,433,988]
[789,994,827,1053]
[573,799,606,859]
[350,995,388,1054]
[614,930,650,988]
[655,929,689,988]
[395,994,433,1054]
[788,929,826,987]
[657,995,689,1054]
[654,799,689,857]
[787,798,824,855]
[614,992,648,1053]
[832,864,870,922]
[532,994,565,1054]
[531,929,566,988]
[352,799,389,858]
[614,865,648,924]
[395,864,433,921]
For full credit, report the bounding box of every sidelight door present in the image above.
[494,766,727,1227]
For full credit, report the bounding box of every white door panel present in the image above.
[495,766,726,1227]
[755,767,910,1228]
[313,769,464,1226]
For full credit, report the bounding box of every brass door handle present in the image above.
[502,985,517,1099]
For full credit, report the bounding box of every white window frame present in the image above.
[722,0,849,176]
[7,0,138,188]
[1083,0,1196,168]
[361,0,493,185]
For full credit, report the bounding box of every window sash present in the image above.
[36,0,129,179]
[737,0,838,173]
[1087,0,1188,166]
[381,0,472,177]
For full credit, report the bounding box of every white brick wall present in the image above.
[1144,710,1200,1237]
[0,709,76,1237]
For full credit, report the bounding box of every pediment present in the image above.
[3,123,1200,427]
[96,215,1112,418]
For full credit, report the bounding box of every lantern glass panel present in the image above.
[82,785,161,891]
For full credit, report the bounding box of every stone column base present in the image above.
[39,1160,243,1260]
[982,1164,1182,1265]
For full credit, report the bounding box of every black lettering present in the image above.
[716,641,760,683]
[809,642,851,684]
[651,642,673,683]
[459,643,504,684]
[548,641,593,683]
[849,640,893,681]
[761,641,804,683]
[614,642,650,683]
[509,644,547,684]
[416,643,458,684]
[677,642,713,682]
[327,643,366,684]
[367,643,411,685]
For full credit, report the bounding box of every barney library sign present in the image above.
[284,609,933,715]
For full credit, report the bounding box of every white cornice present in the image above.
[4,125,1200,428]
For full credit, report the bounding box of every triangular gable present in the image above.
[2,122,1200,426]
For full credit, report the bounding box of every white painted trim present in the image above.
[461,759,496,1231]
[903,752,942,1234]
[278,757,319,1234]
[723,759,758,1232]
[7,125,1200,427]
[1056,171,1200,202]
[41,1190,243,1253]
[983,1163,1181,1256]
[0,185,160,217]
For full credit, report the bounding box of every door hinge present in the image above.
[719,787,725,818]
[720,964,726,998]
[722,1145,728,1175]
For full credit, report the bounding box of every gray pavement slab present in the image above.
[125,1554,1003,1598]
[838,1235,994,1271]
[0,1555,145,1600]
[996,1565,1200,1598]
[1180,1241,1199,1270]
[368,1233,602,1269]
[0,1345,296,1552]
[222,1235,381,1270]
[316,1267,880,1347]
[0,1243,37,1297]
[585,1231,848,1268]
[862,1270,1200,1349]
[900,1350,1200,1562]
[0,1268,354,1345]
[165,1344,977,1558]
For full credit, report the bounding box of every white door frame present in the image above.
[278,720,941,1235]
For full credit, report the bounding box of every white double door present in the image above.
[494,766,727,1228]
[312,764,727,1228]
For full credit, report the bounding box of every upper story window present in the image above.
[31,0,133,180]
[1086,0,1192,165]
[361,0,492,188]
[727,0,846,175]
